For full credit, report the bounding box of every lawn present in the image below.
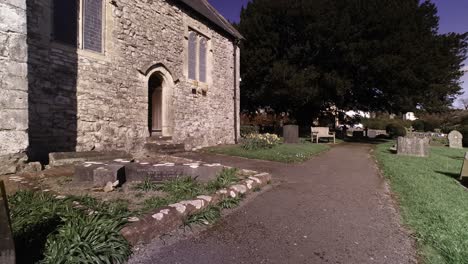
[375,142,468,264]
[204,142,331,163]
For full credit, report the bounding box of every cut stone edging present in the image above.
[120,172,272,245]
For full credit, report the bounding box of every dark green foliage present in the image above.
[457,125,468,147]
[412,120,425,132]
[8,191,131,263]
[240,125,260,137]
[158,176,203,201]
[206,168,240,192]
[9,191,72,263]
[362,118,411,130]
[42,214,131,264]
[238,0,468,122]
[386,124,407,138]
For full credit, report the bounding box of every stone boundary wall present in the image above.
[0,0,29,174]
[26,0,239,162]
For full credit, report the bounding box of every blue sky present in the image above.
[208,0,468,106]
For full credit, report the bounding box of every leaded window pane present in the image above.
[188,32,197,80]
[83,0,103,52]
[199,38,207,82]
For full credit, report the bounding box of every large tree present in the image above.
[237,0,468,124]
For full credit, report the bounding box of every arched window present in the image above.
[188,32,197,80]
[199,38,207,83]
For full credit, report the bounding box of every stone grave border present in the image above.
[120,170,271,245]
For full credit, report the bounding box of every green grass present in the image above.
[204,143,330,163]
[9,191,131,263]
[375,142,468,264]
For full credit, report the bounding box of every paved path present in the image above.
[130,144,416,264]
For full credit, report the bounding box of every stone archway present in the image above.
[145,66,175,137]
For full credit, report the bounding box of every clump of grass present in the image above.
[9,191,131,263]
[206,168,240,192]
[159,176,203,201]
[140,197,172,213]
[42,214,130,264]
[218,197,241,209]
[184,206,221,226]
[133,177,159,192]
[67,195,130,219]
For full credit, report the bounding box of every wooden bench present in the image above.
[311,127,336,144]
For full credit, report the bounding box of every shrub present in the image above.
[206,168,239,192]
[42,214,131,264]
[386,123,407,138]
[241,133,280,150]
[412,120,425,131]
[458,125,468,147]
[240,126,259,137]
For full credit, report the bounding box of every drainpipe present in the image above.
[233,39,240,144]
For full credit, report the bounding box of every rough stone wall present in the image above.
[0,0,29,171]
[26,0,239,161]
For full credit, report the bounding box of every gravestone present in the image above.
[0,181,15,264]
[283,125,299,144]
[459,152,468,185]
[352,131,364,138]
[448,130,463,149]
[397,137,430,157]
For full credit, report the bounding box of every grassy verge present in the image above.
[204,143,330,163]
[375,142,468,263]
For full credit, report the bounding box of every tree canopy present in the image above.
[237,0,468,124]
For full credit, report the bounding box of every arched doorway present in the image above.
[148,74,163,134]
[145,65,175,137]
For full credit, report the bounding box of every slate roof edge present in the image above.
[178,0,244,40]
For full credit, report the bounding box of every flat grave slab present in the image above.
[74,160,226,187]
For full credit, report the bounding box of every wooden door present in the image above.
[152,87,162,132]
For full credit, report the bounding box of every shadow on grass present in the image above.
[435,170,460,180]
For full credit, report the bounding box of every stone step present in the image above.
[144,142,186,154]
[147,136,173,143]
[48,151,133,167]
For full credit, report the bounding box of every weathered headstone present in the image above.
[397,137,430,157]
[0,181,15,264]
[283,125,299,144]
[448,130,463,149]
[352,131,364,138]
[459,152,468,185]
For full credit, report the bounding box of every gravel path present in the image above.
[129,143,417,264]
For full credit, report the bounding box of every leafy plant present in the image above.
[42,214,131,264]
[140,197,172,213]
[159,176,203,201]
[133,177,159,192]
[9,191,72,263]
[184,206,221,226]
[386,123,407,138]
[206,168,240,192]
[218,197,241,209]
[241,133,281,150]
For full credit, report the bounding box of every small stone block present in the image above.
[460,153,468,185]
[93,164,125,187]
[283,125,299,144]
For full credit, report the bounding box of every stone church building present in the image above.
[0,0,242,172]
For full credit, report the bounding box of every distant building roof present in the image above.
[178,0,244,40]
